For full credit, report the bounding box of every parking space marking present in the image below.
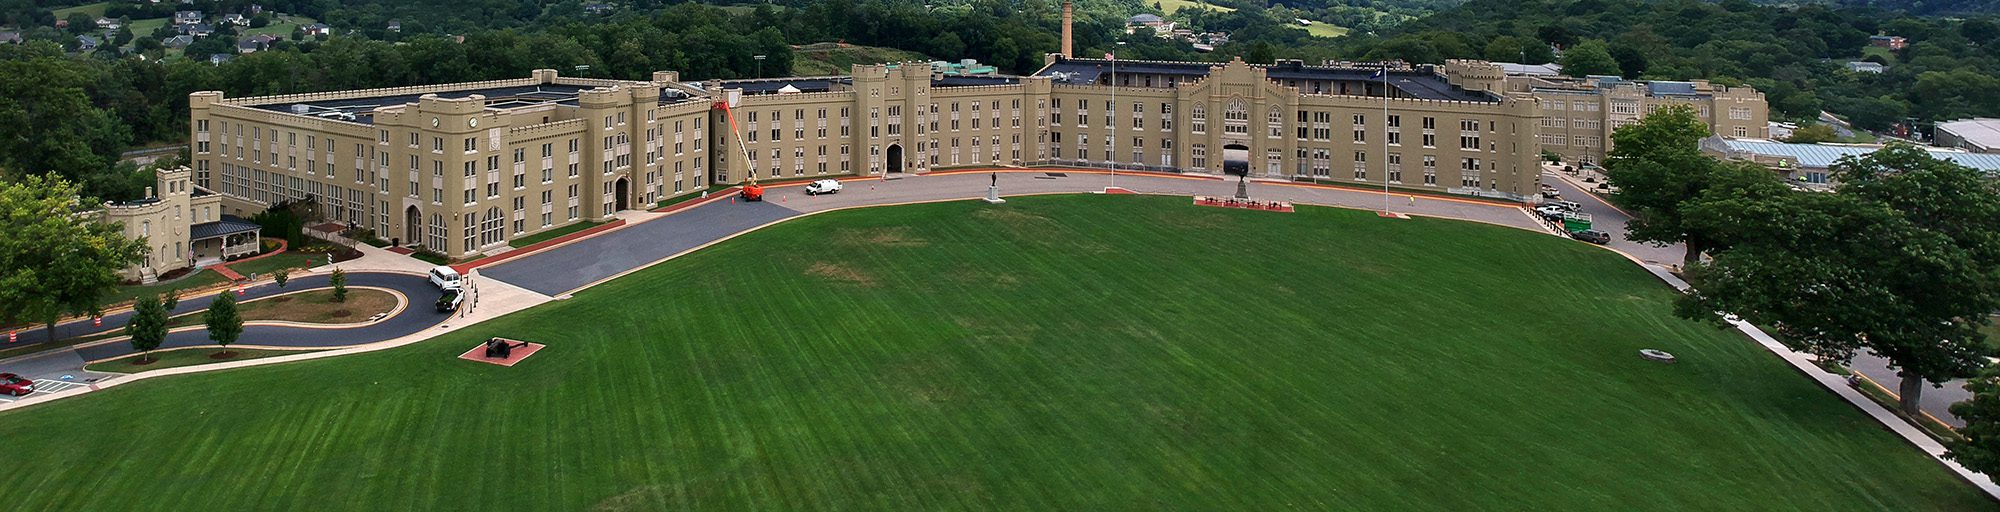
[31,380,87,394]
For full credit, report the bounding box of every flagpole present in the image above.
[1381,65,1391,213]
[1109,52,1116,190]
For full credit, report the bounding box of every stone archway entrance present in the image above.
[886,143,904,173]
[403,205,421,247]
[614,177,630,211]
[1222,143,1251,176]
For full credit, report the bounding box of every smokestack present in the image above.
[1061,1,1073,58]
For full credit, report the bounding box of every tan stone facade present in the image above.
[1500,66,1768,166]
[102,166,244,282]
[187,58,1764,258]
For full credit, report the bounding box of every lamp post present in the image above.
[753,54,766,78]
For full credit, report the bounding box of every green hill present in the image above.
[790,42,931,76]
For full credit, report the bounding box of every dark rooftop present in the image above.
[1038,57,1498,102]
[190,215,260,240]
[249,84,594,125]
[934,75,1020,87]
[708,77,853,96]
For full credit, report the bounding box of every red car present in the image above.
[0,373,32,397]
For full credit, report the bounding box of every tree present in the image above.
[203,292,242,356]
[1601,105,1723,268]
[0,174,147,341]
[1785,124,1839,143]
[249,14,270,29]
[64,13,93,36]
[125,294,168,363]
[1558,40,1621,77]
[1680,144,2000,415]
[162,293,178,311]
[1950,366,2000,475]
[273,268,289,288]
[330,268,347,302]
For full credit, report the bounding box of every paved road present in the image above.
[1542,172,1685,266]
[0,272,449,382]
[482,170,1545,296]
[1546,171,1971,427]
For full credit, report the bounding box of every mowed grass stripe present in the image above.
[0,195,1987,510]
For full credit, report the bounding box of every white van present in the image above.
[429,266,463,291]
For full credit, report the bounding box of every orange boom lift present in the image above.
[715,99,764,201]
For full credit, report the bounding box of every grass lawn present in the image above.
[126,17,166,39]
[239,15,316,38]
[226,251,325,279]
[85,348,317,373]
[163,288,396,328]
[98,269,229,308]
[1301,22,1349,38]
[0,195,1986,509]
[790,43,929,77]
[63,288,398,344]
[509,221,604,248]
[51,2,109,19]
[1862,46,1898,64]
[1158,0,1235,14]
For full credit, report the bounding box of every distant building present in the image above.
[179,23,214,37]
[386,20,402,32]
[1704,137,2000,188]
[1768,121,1798,140]
[221,13,247,26]
[302,23,330,36]
[1846,61,1884,74]
[1510,72,1769,165]
[1494,62,1563,77]
[0,31,21,44]
[95,18,120,30]
[173,10,203,25]
[101,167,258,283]
[237,34,277,53]
[164,35,194,48]
[1869,35,1907,50]
[584,3,614,15]
[76,35,99,51]
[207,53,234,65]
[1126,14,1167,34]
[1936,118,2000,153]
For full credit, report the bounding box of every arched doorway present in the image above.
[403,205,421,247]
[1222,143,1251,176]
[886,144,903,173]
[613,177,630,211]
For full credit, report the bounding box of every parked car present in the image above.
[429,265,462,291]
[0,373,32,396]
[436,289,464,313]
[1570,230,1611,244]
[1536,206,1569,220]
[804,179,843,195]
[1551,200,1582,212]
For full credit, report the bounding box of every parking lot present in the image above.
[0,379,91,402]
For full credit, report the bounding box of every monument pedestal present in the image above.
[984,185,1006,204]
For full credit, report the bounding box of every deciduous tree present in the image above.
[204,293,242,356]
[1679,144,2000,415]
[1601,105,1722,268]
[126,294,168,363]
[0,174,147,340]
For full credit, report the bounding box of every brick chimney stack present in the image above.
[1061,1,1073,57]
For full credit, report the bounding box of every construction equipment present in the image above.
[715,97,764,202]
